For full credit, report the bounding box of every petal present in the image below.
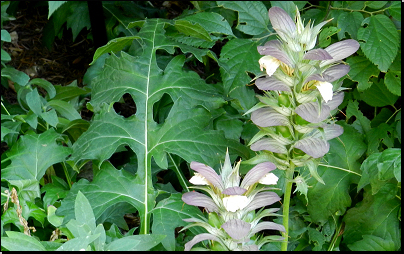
[322,64,350,82]
[268,7,296,41]
[258,173,279,185]
[255,76,292,92]
[184,233,222,251]
[251,107,290,127]
[259,55,281,76]
[250,138,288,154]
[321,39,360,67]
[243,192,281,213]
[295,102,331,123]
[242,245,259,251]
[182,192,219,213]
[303,48,333,60]
[222,219,251,240]
[257,40,293,66]
[190,161,224,190]
[324,91,344,110]
[312,123,344,140]
[222,186,247,195]
[250,221,286,235]
[189,173,209,185]
[294,137,330,158]
[223,195,249,212]
[240,162,276,189]
[316,81,334,103]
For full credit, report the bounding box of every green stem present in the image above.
[281,162,295,251]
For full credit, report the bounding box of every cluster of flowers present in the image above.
[248,6,359,174]
[181,150,285,251]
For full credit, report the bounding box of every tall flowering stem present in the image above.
[247,5,359,251]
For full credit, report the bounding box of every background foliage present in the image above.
[1,1,401,251]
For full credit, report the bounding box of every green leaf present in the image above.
[90,36,141,65]
[384,70,401,96]
[56,234,100,251]
[337,11,363,40]
[307,123,366,224]
[1,125,18,142]
[47,205,64,227]
[360,78,399,107]
[365,122,391,155]
[174,20,212,41]
[343,185,401,251]
[1,129,72,181]
[218,38,261,111]
[346,56,380,91]
[364,1,387,9]
[217,1,269,35]
[1,29,11,42]
[48,1,67,19]
[26,88,43,116]
[319,26,340,48]
[46,99,81,121]
[1,231,46,251]
[27,78,56,99]
[357,15,399,72]
[40,108,59,127]
[75,191,96,232]
[308,227,326,251]
[1,48,11,62]
[270,1,298,18]
[151,193,205,251]
[21,201,47,227]
[106,234,165,251]
[1,67,30,87]
[66,1,91,41]
[348,234,397,251]
[346,100,371,134]
[388,1,401,21]
[181,12,234,36]
[215,114,244,140]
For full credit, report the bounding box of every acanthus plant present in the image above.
[245,5,359,251]
[181,149,285,251]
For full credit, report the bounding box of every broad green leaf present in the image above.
[270,1,298,18]
[1,29,11,42]
[1,48,11,62]
[41,175,70,208]
[1,231,46,251]
[151,193,205,251]
[65,1,91,41]
[46,99,81,121]
[346,100,371,134]
[174,20,212,41]
[61,119,90,142]
[48,1,67,19]
[217,1,269,35]
[106,234,165,251]
[218,38,261,111]
[47,205,64,227]
[365,122,391,156]
[365,1,387,9]
[342,185,401,251]
[388,1,401,21]
[26,88,42,116]
[337,11,363,40]
[346,56,379,91]
[27,78,56,99]
[215,114,244,140]
[93,224,107,251]
[360,78,399,107]
[384,70,401,96]
[40,108,59,127]
[21,200,46,227]
[1,125,18,142]
[319,26,340,48]
[308,227,326,251]
[90,36,141,65]
[75,191,96,233]
[56,233,100,251]
[1,129,72,181]
[348,234,397,251]
[1,67,30,86]
[181,12,234,36]
[52,83,91,101]
[7,179,41,202]
[40,241,63,251]
[357,15,399,72]
[307,123,366,224]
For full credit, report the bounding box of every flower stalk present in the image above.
[247,5,359,251]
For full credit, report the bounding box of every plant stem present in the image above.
[281,162,295,251]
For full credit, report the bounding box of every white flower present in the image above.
[189,173,209,185]
[258,173,279,185]
[315,81,334,103]
[259,55,281,76]
[223,195,249,212]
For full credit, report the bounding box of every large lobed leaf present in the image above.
[68,18,249,235]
